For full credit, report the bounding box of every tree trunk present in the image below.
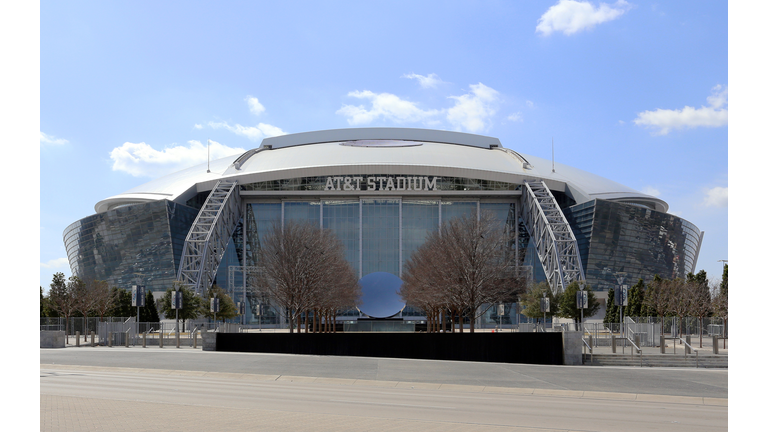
[441,309,446,333]
[459,313,464,333]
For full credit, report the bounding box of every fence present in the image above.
[581,316,727,348]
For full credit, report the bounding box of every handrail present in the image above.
[626,337,642,366]
[581,337,593,365]
[676,337,699,368]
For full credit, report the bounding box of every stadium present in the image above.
[63,127,704,327]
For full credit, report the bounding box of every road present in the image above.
[41,347,728,431]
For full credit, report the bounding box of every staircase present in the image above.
[583,354,728,368]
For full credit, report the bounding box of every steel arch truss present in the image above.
[177,180,242,296]
[521,180,585,292]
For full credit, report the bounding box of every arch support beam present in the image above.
[520,180,585,291]
[177,180,242,296]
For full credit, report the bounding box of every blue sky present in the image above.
[38,1,730,290]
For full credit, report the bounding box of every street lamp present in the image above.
[615,273,627,338]
[172,284,182,348]
[577,280,586,333]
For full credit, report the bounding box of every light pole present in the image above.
[173,284,181,348]
[578,280,586,333]
[615,274,626,337]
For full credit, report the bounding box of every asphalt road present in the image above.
[40,346,728,398]
[41,365,727,432]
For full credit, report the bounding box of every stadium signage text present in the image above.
[324,176,441,191]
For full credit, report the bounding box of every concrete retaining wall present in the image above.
[202,331,216,351]
[562,331,583,365]
[40,331,65,348]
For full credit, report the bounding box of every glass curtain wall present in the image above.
[322,200,360,278]
[441,201,477,223]
[237,198,526,325]
[401,200,440,265]
[361,199,400,277]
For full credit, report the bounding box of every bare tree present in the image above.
[687,278,712,348]
[91,280,115,322]
[667,278,691,338]
[47,273,78,342]
[72,277,102,342]
[710,279,728,343]
[255,221,360,333]
[401,211,525,333]
[643,276,672,335]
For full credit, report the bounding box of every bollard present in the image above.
[588,335,593,352]
[611,335,616,353]
[90,331,95,347]
[108,332,113,347]
[660,335,665,354]
[76,331,80,347]
[193,330,197,349]
[125,331,129,348]
[685,335,691,355]
[634,334,641,354]
[712,335,719,354]
[176,332,180,348]
[159,332,163,348]
[143,332,147,348]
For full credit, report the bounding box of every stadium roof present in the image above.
[95,128,668,213]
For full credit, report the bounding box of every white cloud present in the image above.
[109,140,246,178]
[193,124,203,129]
[41,257,69,269]
[336,90,440,125]
[536,0,633,36]
[403,73,445,89]
[633,85,728,135]
[508,112,523,122]
[207,121,287,141]
[526,100,535,108]
[336,82,503,133]
[641,186,660,197]
[246,96,265,116]
[447,83,500,133]
[704,186,728,208]
[40,131,69,145]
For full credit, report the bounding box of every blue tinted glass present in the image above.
[284,201,320,225]
[323,200,360,277]
[362,199,400,276]
[402,200,439,265]
[441,201,477,222]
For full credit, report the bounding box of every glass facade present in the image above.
[401,200,439,265]
[361,199,401,276]
[241,175,521,192]
[64,174,702,328]
[62,200,198,293]
[562,199,703,291]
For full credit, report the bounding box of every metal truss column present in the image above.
[520,180,585,292]
[177,180,242,296]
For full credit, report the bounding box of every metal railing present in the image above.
[675,337,699,368]
[582,337,593,364]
